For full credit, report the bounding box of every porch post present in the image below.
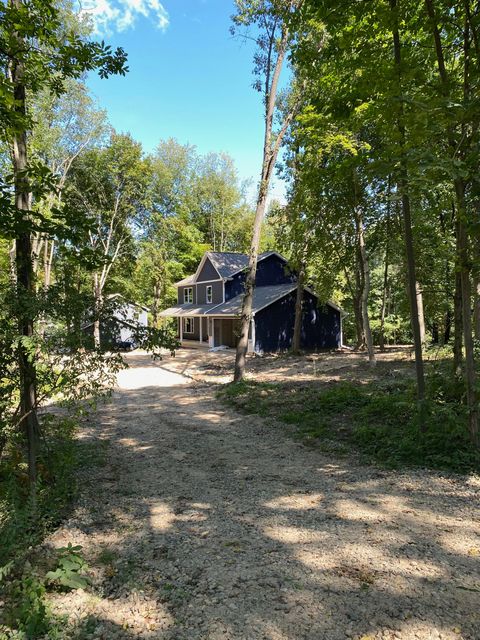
[179,317,183,343]
[209,319,214,348]
[199,316,203,343]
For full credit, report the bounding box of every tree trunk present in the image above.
[234,26,291,382]
[353,289,365,350]
[416,281,426,345]
[8,11,40,486]
[234,182,269,381]
[424,0,477,444]
[453,263,464,374]
[473,236,480,340]
[379,179,392,351]
[379,227,390,352]
[443,308,451,345]
[152,281,161,329]
[456,184,478,445]
[354,194,376,366]
[93,273,102,348]
[292,263,305,354]
[389,0,426,418]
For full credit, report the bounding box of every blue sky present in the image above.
[85,0,286,203]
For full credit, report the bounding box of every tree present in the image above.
[0,0,127,486]
[65,133,150,347]
[232,0,305,382]
[30,78,108,292]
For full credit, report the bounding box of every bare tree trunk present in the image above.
[234,26,294,382]
[390,0,426,419]
[456,185,478,445]
[379,251,389,351]
[353,286,365,350]
[354,198,376,366]
[292,263,305,354]
[416,281,426,345]
[93,273,102,348]
[379,201,390,351]
[152,281,161,329]
[8,6,40,486]
[473,236,480,340]
[453,264,464,374]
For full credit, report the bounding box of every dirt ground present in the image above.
[45,348,480,640]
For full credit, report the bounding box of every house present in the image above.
[83,294,149,349]
[159,251,343,353]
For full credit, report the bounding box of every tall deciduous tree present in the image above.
[65,133,150,347]
[0,0,127,486]
[232,0,305,382]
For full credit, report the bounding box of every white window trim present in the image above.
[206,285,213,304]
[183,317,194,334]
[184,287,193,304]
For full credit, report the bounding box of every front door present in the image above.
[213,319,222,346]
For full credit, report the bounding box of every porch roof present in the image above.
[159,303,216,317]
[159,284,297,319]
[205,284,296,316]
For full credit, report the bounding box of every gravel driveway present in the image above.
[48,352,480,640]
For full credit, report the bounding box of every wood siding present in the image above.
[225,254,295,301]
[256,254,296,287]
[197,257,221,282]
[178,285,196,305]
[196,280,224,305]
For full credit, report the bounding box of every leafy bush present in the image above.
[46,544,89,590]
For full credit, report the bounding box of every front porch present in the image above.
[176,316,254,352]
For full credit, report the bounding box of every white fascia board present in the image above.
[174,277,224,287]
[204,313,237,318]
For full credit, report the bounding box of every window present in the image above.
[183,287,193,304]
[183,318,194,333]
[206,285,213,304]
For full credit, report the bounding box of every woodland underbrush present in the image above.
[220,360,480,474]
[0,415,105,639]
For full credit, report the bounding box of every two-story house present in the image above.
[160,251,343,353]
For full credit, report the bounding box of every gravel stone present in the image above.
[45,350,480,640]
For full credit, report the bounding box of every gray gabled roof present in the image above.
[206,284,296,316]
[173,251,286,286]
[206,252,249,278]
[174,274,196,287]
[208,251,283,279]
[160,284,297,318]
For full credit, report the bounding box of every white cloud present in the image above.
[80,0,169,35]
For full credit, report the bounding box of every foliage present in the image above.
[45,544,89,590]
[219,368,480,473]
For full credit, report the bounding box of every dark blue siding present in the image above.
[225,271,245,300]
[254,290,341,353]
[301,292,341,350]
[256,254,296,286]
[224,254,295,301]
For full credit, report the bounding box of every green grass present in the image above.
[219,373,480,473]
